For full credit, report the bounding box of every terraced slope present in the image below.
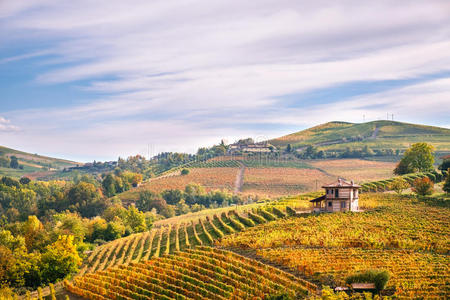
[219,193,450,298]
[78,206,288,276]
[66,247,317,299]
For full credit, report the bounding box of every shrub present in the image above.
[248,211,266,224]
[389,177,410,194]
[346,270,390,292]
[412,177,434,196]
[424,172,436,183]
[443,169,450,194]
[286,206,296,217]
[258,209,277,221]
[271,207,287,218]
[181,168,190,175]
[235,213,255,227]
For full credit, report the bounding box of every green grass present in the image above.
[0,145,80,178]
[270,120,450,151]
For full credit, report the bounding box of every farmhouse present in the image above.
[310,178,360,212]
[228,142,274,154]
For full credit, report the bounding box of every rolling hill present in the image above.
[0,145,81,179]
[270,120,450,151]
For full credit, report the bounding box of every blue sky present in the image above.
[1,0,450,162]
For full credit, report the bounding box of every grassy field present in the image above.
[270,120,450,151]
[0,145,80,178]
[219,193,450,298]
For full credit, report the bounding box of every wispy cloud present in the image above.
[0,0,449,160]
[0,117,19,132]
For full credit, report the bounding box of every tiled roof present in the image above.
[322,178,361,188]
[310,194,326,202]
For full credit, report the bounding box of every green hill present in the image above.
[0,145,80,178]
[270,120,450,152]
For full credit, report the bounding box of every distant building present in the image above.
[228,142,274,154]
[310,178,361,212]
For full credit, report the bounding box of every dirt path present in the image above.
[371,126,379,139]
[233,161,245,194]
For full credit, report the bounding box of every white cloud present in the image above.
[0,0,449,160]
[0,117,19,132]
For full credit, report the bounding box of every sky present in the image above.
[0,0,450,162]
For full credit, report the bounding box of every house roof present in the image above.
[310,195,325,202]
[322,178,361,188]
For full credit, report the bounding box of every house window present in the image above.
[341,202,346,208]
[328,202,332,207]
[335,189,339,197]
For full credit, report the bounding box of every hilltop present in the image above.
[270,120,450,151]
[0,145,80,179]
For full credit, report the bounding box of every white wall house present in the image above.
[310,178,360,212]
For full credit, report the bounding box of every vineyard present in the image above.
[66,247,317,299]
[118,167,239,201]
[219,193,450,297]
[308,159,397,182]
[241,168,333,197]
[78,205,290,275]
[257,248,448,298]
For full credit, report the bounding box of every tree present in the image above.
[184,183,206,206]
[443,169,450,194]
[0,156,10,168]
[40,235,81,284]
[286,144,292,153]
[9,156,19,169]
[102,174,117,197]
[412,177,434,196]
[124,205,146,233]
[389,177,410,194]
[161,189,183,205]
[394,143,435,175]
[19,177,31,185]
[67,182,104,218]
[137,190,166,212]
[181,168,190,175]
[439,159,450,172]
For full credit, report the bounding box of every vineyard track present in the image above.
[233,161,245,194]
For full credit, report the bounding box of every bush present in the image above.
[388,177,410,194]
[425,172,436,183]
[412,177,434,196]
[443,169,450,194]
[346,270,390,292]
[286,206,296,217]
[271,207,286,218]
[181,168,190,175]
[258,209,277,221]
